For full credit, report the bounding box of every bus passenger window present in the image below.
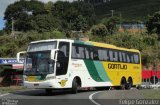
[122,52,126,62]
[90,48,94,60]
[85,47,90,59]
[114,51,118,61]
[98,49,108,61]
[78,47,85,59]
[134,54,139,64]
[93,49,99,60]
[119,52,123,62]
[130,54,134,63]
[126,54,131,63]
[109,50,114,61]
[72,46,77,58]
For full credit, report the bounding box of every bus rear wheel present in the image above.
[127,78,133,90]
[71,78,78,94]
[121,78,127,90]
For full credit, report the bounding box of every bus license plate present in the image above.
[34,84,39,86]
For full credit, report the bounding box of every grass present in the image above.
[140,88,160,99]
[0,86,26,94]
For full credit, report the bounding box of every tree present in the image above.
[72,15,87,31]
[101,17,119,34]
[146,11,160,39]
[51,1,96,32]
[30,14,61,32]
[91,24,107,37]
[4,0,45,32]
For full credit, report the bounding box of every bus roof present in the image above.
[30,39,140,53]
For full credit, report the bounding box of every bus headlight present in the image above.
[23,75,27,81]
[46,76,56,80]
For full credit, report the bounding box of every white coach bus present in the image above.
[17,39,141,94]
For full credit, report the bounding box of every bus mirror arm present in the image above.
[51,49,59,61]
[17,51,27,63]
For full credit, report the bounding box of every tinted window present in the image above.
[114,51,118,61]
[122,52,126,62]
[71,44,85,59]
[133,54,140,64]
[109,50,114,61]
[98,49,108,61]
[85,47,90,59]
[119,52,123,62]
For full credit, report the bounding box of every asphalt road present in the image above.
[0,88,147,105]
[0,89,100,105]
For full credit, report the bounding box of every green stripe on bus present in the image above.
[93,61,110,82]
[74,40,92,45]
[84,60,103,82]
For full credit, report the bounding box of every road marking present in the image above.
[89,91,102,105]
[0,93,10,98]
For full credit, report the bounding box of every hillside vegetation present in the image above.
[0,0,160,67]
[94,0,160,21]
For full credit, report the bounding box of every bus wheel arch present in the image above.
[71,76,81,94]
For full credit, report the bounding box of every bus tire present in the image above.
[127,77,133,90]
[71,78,78,94]
[121,78,127,90]
[45,89,52,95]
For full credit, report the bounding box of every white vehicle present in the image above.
[17,39,141,94]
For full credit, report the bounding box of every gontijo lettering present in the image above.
[108,63,127,70]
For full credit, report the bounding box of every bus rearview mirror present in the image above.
[17,51,27,63]
[51,49,59,61]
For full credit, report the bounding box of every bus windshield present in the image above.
[24,51,54,75]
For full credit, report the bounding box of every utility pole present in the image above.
[11,17,16,39]
[110,10,114,17]
[11,17,14,37]
[119,12,122,28]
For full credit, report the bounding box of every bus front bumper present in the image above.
[23,80,58,89]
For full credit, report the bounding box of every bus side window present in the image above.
[79,46,85,59]
[72,45,77,58]
[98,49,108,61]
[130,54,134,63]
[122,52,126,62]
[109,50,114,61]
[90,47,94,60]
[59,42,69,57]
[93,48,99,60]
[126,53,131,63]
[113,51,118,61]
[133,54,139,64]
[85,47,90,59]
[119,51,123,62]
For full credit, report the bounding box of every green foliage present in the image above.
[52,1,96,32]
[91,24,107,37]
[4,1,96,33]
[4,0,45,32]
[101,17,119,34]
[0,30,65,57]
[30,14,61,32]
[146,11,160,38]
[94,0,160,21]
[0,30,4,36]
[72,15,87,31]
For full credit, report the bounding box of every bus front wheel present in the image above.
[71,78,78,94]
